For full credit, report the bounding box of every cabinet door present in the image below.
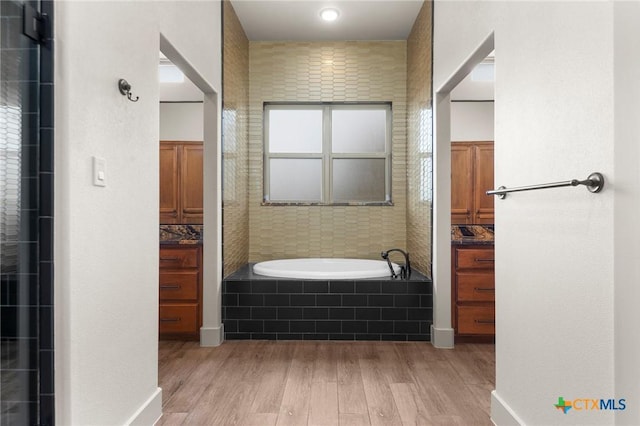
[160,143,180,224]
[473,144,494,224]
[451,144,474,224]
[181,144,204,224]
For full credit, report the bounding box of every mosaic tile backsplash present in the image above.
[248,41,408,264]
[406,2,434,276]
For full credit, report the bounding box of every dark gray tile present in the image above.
[39,394,55,426]
[290,321,315,333]
[278,307,302,320]
[329,281,354,293]
[39,83,54,128]
[222,293,238,307]
[291,294,315,306]
[382,281,407,294]
[278,281,303,293]
[38,218,53,262]
[420,321,432,334]
[408,282,429,294]
[253,280,276,293]
[225,333,251,340]
[368,295,394,307]
[408,334,430,342]
[224,320,238,332]
[39,128,54,172]
[303,307,328,320]
[342,295,367,307]
[317,294,341,306]
[251,307,277,320]
[408,308,432,321]
[368,321,394,334]
[225,280,250,293]
[39,350,54,394]
[381,334,408,341]
[342,321,367,333]
[356,308,381,320]
[356,281,380,293]
[316,321,341,333]
[238,320,263,333]
[394,321,420,334]
[226,307,251,319]
[394,295,420,308]
[382,308,407,321]
[239,294,264,307]
[303,281,328,293]
[328,307,354,320]
[265,294,289,306]
[420,294,433,308]
[264,320,289,333]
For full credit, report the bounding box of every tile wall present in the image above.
[248,41,408,263]
[406,2,434,276]
[0,0,55,424]
[222,0,250,277]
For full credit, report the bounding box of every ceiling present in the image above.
[229,0,425,41]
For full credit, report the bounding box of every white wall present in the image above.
[435,1,620,424]
[450,101,494,141]
[614,2,640,425]
[54,1,221,425]
[160,103,204,141]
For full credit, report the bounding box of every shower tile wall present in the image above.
[1,0,55,424]
[222,0,250,277]
[248,42,408,263]
[406,2,434,276]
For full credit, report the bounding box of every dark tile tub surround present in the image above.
[223,265,432,341]
[451,225,494,245]
[160,225,202,245]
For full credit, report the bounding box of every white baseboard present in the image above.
[430,324,454,348]
[125,387,162,426]
[491,390,525,426]
[200,324,224,347]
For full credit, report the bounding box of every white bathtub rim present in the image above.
[252,258,401,280]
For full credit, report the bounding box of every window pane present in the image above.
[268,109,322,153]
[332,109,387,153]
[269,159,322,201]
[333,159,386,202]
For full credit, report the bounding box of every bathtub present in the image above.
[253,258,400,280]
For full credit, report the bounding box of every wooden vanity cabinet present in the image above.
[452,245,495,341]
[159,245,203,340]
[451,141,494,225]
[159,141,203,224]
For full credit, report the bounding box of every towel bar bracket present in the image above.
[487,172,604,199]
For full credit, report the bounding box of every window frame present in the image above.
[263,102,393,205]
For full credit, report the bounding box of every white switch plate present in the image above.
[93,156,106,187]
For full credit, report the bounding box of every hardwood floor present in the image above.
[157,341,495,426]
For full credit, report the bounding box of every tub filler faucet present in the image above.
[381,248,411,280]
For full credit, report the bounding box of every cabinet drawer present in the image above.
[457,306,495,335]
[456,272,495,302]
[159,304,198,334]
[159,247,199,268]
[159,271,198,301]
[455,248,494,269]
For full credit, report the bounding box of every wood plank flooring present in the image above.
[157,341,494,426]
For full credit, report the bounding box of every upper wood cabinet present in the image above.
[451,141,494,225]
[160,141,203,224]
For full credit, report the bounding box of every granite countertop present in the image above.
[451,225,494,246]
[160,224,202,245]
[160,239,202,246]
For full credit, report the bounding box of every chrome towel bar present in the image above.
[487,172,604,199]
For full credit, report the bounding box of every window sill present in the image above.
[261,201,395,207]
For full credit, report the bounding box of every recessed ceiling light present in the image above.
[320,8,339,22]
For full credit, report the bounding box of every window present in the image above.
[264,103,392,204]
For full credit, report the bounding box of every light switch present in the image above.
[93,156,106,187]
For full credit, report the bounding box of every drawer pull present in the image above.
[160,284,181,290]
[474,319,495,325]
[474,287,495,293]
[474,258,495,263]
[160,317,181,323]
[160,256,180,262]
